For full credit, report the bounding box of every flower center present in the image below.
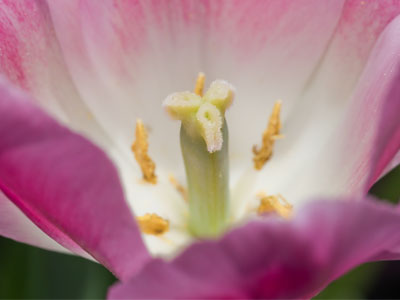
[131,73,292,241]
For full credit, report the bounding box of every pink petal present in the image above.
[279,12,400,203]
[380,151,400,180]
[340,14,400,192]
[0,190,67,253]
[44,0,345,173]
[0,0,111,147]
[0,78,150,281]
[364,67,400,187]
[109,198,400,299]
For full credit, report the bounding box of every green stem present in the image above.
[180,120,230,238]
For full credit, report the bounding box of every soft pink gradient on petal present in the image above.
[0,0,112,148]
[45,0,344,173]
[334,0,400,69]
[109,198,400,299]
[365,65,400,187]
[320,0,400,95]
[282,12,400,202]
[0,78,150,280]
[340,15,400,192]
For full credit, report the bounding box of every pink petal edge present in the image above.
[0,77,150,281]
[344,14,400,191]
[109,197,400,299]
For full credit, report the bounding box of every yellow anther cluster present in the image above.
[137,213,169,235]
[168,174,188,202]
[131,119,157,184]
[257,192,292,219]
[253,101,283,170]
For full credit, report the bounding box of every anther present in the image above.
[137,213,169,235]
[253,101,283,170]
[131,119,157,184]
[168,174,188,202]
[257,192,292,219]
[194,72,205,96]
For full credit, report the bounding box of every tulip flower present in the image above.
[0,0,400,298]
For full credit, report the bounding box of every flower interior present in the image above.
[132,73,291,256]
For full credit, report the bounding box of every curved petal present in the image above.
[45,0,344,168]
[328,13,400,194]
[0,190,67,252]
[0,78,150,281]
[380,151,400,180]
[252,11,400,209]
[365,63,400,188]
[108,197,400,299]
[0,0,113,148]
[45,0,346,242]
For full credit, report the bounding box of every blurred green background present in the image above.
[0,166,399,299]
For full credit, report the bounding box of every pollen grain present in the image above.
[131,119,157,184]
[252,100,283,170]
[257,192,292,219]
[194,72,205,96]
[137,213,169,235]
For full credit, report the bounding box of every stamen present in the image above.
[131,119,157,184]
[253,100,283,170]
[137,213,169,235]
[168,174,188,202]
[196,103,223,153]
[194,72,205,96]
[257,192,292,219]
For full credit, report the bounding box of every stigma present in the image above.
[253,101,283,170]
[131,119,157,184]
[163,73,234,153]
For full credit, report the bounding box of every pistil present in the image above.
[164,74,234,237]
[180,119,229,237]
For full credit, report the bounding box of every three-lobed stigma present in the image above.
[163,73,234,153]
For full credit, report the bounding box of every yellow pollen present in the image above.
[252,100,283,170]
[194,72,205,96]
[168,174,188,202]
[257,192,292,219]
[131,119,157,184]
[137,213,169,235]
